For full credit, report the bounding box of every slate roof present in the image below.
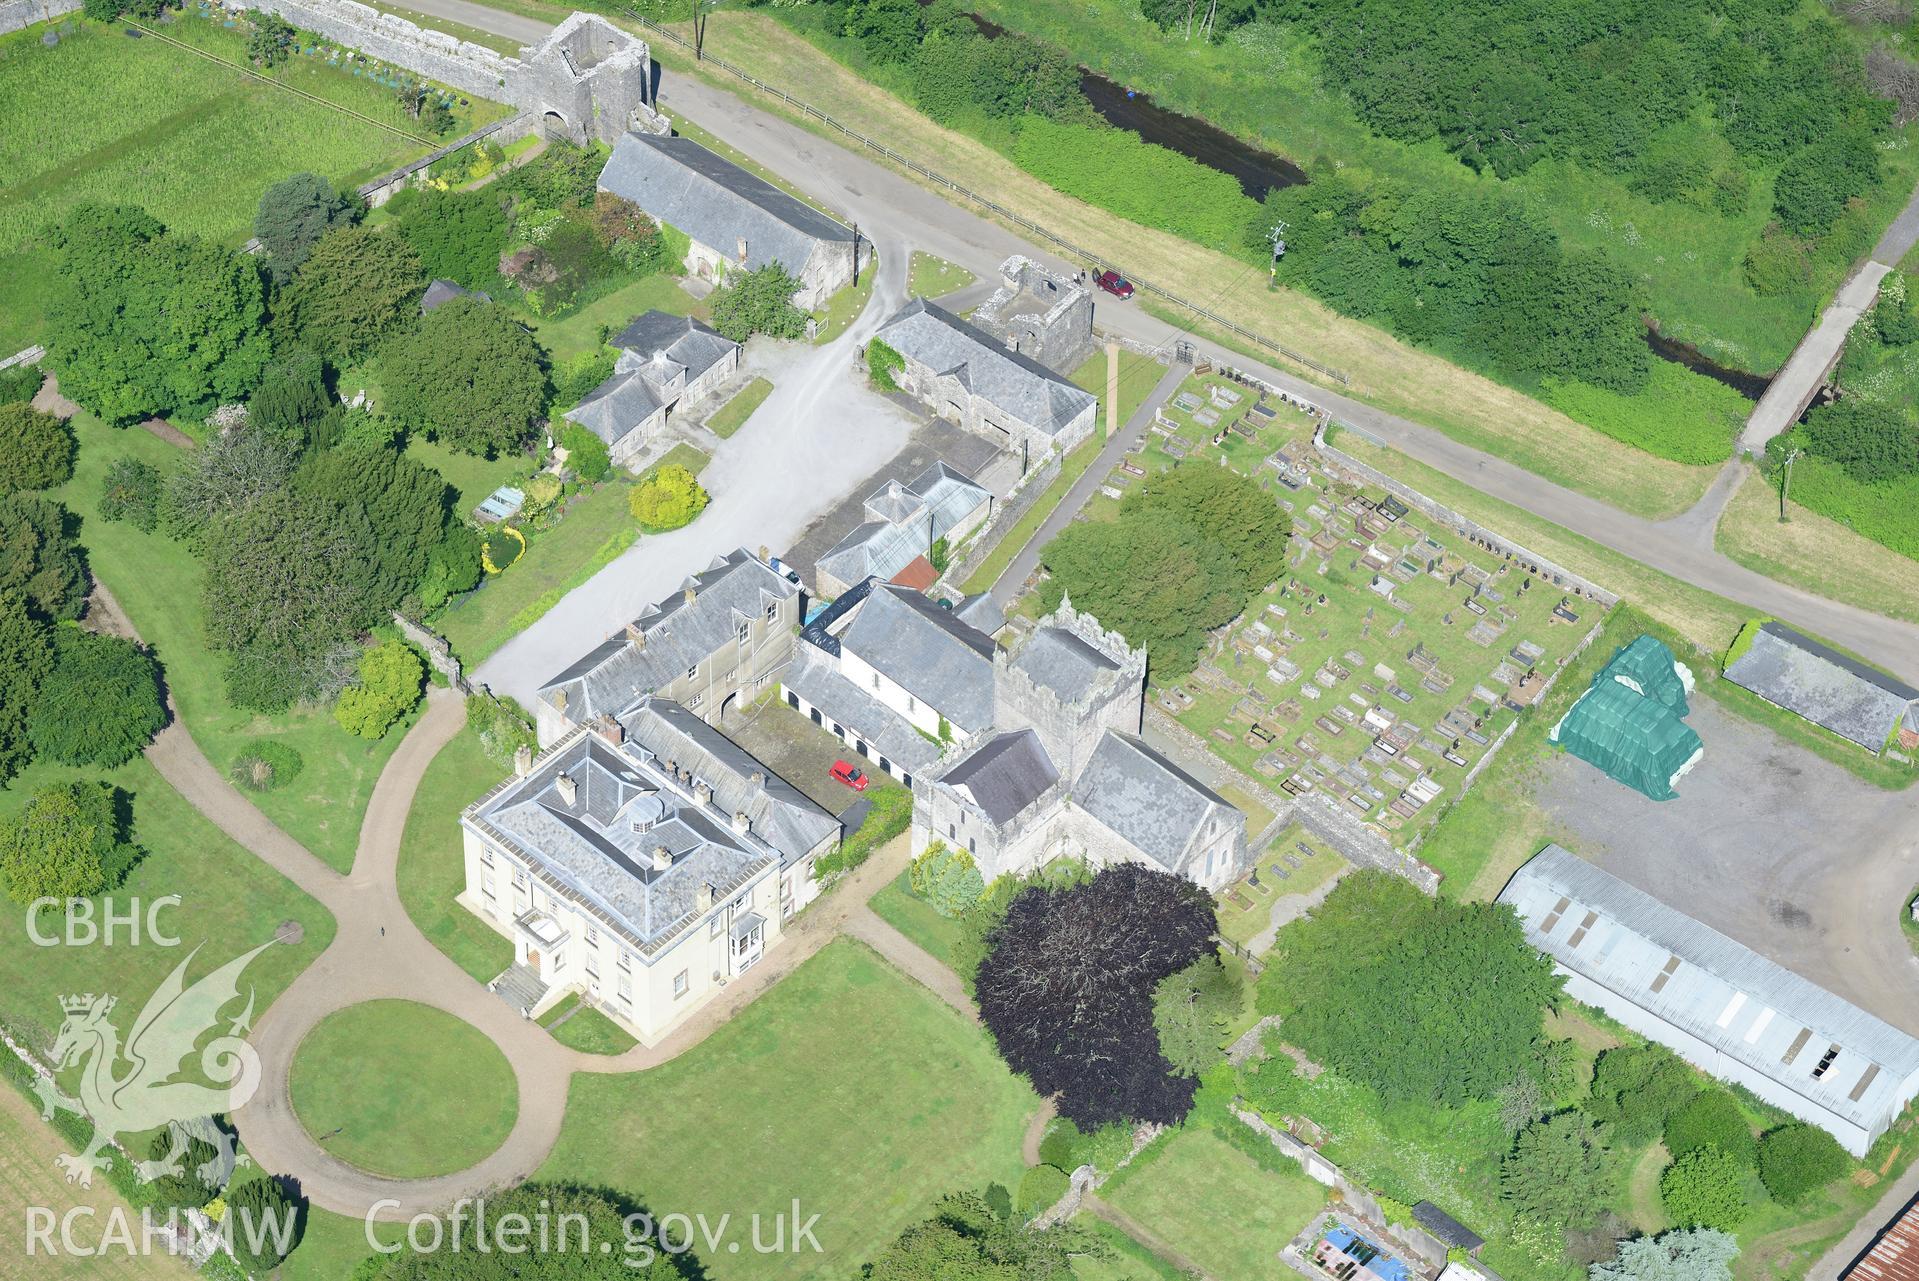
[1412,1203,1483,1253]
[1073,731,1231,870]
[838,585,996,734]
[816,461,990,589]
[565,312,739,445]
[1500,845,1919,1136]
[615,699,840,866]
[421,279,491,312]
[943,729,1059,825]
[598,132,854,277]
[1725,621,1919,752]
[468,731,773,950]
[875,298,1098,438]
[953,592,1005,636]
[1013,625,1121,706]
[781,644,941,776]
[539,549,799,723]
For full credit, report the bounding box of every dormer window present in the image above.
[737,619,751,643]
[764,600,777,621]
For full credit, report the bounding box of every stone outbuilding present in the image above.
[597,132,869,310]
[813,461,991,598]
[563,311,739,469]
[874,298,1098,460]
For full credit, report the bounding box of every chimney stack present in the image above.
[513,744,533,777]
[736,235,748,263]
[732,810,750,835]
[683,586,696,606]
[693,781,713,807]
[555,773,578,806]
[591,714,624,746]
[696,881,714,912]
[651,845,672,872]
[625,621,645,648]
[748,769,765,787]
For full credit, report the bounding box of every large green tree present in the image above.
[248,347,341,449]
[0,496,88,622]
[1756,1124,1848,1203]
[1151,954,1239,1078]
[1585,1043,1700,1148]
[0,404,75,495]
[0,594,53,784]
[0,780,139,904]
[861,1188,1099,1280]
[254,172,359,278]
[295,443,452,607]
[44,205,271,425]
[1659,1146,1749,1231]
[1256,871,1562,1107]
[161,428,299,551]
[398,188,508,290]
[380,296,545,457]
[1130,463,1291,596]
[281,224,426,362]
[1592,1228,1739,1281]
[28,630,167,768]
[1500,1110,1612,1232]
[709,263,810,342]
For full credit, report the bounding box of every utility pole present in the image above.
[693,0,708,61]
[1266,218,1288,288]
[1778,446,1803,523]
[851,221,861,289]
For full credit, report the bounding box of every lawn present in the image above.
[431,479,637,665]
[406,435,531,521]
[812,253,880,344]
[869,867,967,974]
[657,11,1725,521]
[1101,1128,1326,1279]
[395,724,514,984]
[290,999,516,1179]
[541,938,1037,1279]
[1071,1216,1192,1281]
[1214,823,1348,955]
[538,993,638,1054]
[705,375,774,438]
[1715,463,1919,626]
[907,251,976,298]
[1069,346,1165,432]
[58,414,411,873]
[526,273,706,363]
[0,752,337,1076]
[959,436,1104,595]
[0,17,499,350]
[277,1207,401,1281]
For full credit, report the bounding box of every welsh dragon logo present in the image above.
[35,939,275,1190]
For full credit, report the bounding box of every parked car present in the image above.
[829,760,869,791]
[1094,270,1135,300]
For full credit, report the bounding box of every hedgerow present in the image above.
[1541,361,1748,466]
[1012,117,1258,253]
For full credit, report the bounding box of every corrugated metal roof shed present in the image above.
[1500,846,1919,1138]
[1847,1197,1919,1281]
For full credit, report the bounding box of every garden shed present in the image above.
[1551,672,1702,801]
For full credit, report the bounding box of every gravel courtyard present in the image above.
[1532,695,1919,1034]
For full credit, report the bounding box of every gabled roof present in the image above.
[421,279,490,312]
[1499,845,1919,1137]
[817,461,990,589]
[610,310,738,382]
[953,592,1005,637]
[539,549,799,723]
[1073,731,1232,870]
[781,644,941,776]
[1726,621,1918,752]
[837,585,996,734]
[598,132,854,278]
[1554,678,1701,801]
[615,699,840,866]
[1012,625,1121,706]
[875,298,1097,438]
[564,367,667,444]
[943,729,1058,825]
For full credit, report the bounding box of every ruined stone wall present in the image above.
[0,0,79,36]
[237,0,517,102]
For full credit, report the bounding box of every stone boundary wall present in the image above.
[1311,417,1619,607]
[0,0,79,36]
[935,451,1064,597]
[1,345,44,371]
[392,611,468,692]
[232,0,516,102]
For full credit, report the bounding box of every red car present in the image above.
[1094,270,1135,300]
[830,760,869,792]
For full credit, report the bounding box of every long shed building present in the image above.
[1500,845,1919,1156]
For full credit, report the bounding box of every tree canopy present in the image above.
[859,1188,1099,1280]
[1499,1109,1612,1232]
[0,495,88,622]
[282,223,426,361]
[398,188,509,290]
[380,296,546,457]
[976,863,1217,1127]
[629,463,709,531]
[0,594,54,784]
[0,780,139,904]
[1592,1228,1739,1281]
[0,404,75,496]
[333,641,424,740]
[28,630,167,768]
[1756,1123,1849,1203]
[44,205,271,425]
[358,1183,698,1279]
[254,172,359,278]
[1255,870,1562,1107]
[1799,398,1918,484]
[710,263,810,342]
[1151,954,1238,1078]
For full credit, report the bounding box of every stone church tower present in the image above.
[993,596,1144,782]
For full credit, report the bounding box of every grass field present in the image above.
[290,999,516,1179]
[0,751,336,1075]
[654,12,1724,521]
[1070,346,1165,431]
[907,251,976,298]
[541,939,1035,1279]
[537,994,637,1054]
[1102,1129,1326,1279]
[812,257,879,344]
[59,415,410,873]
[394,725,514,984]
[0,1084,184,1280]
[705,376,774,438]
[869,868,967,975]
[1716,464,1919,626]
[0,17,497,350]
[431,479,636,665]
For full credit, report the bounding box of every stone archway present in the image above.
[541,109,569,140]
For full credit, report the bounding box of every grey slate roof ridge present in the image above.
[941,728,1060,825]
[1071,731,1225,869]
[782,644,941,773]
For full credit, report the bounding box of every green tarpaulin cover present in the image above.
[1554,671,1702,801]
[1601,634,1691,716]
